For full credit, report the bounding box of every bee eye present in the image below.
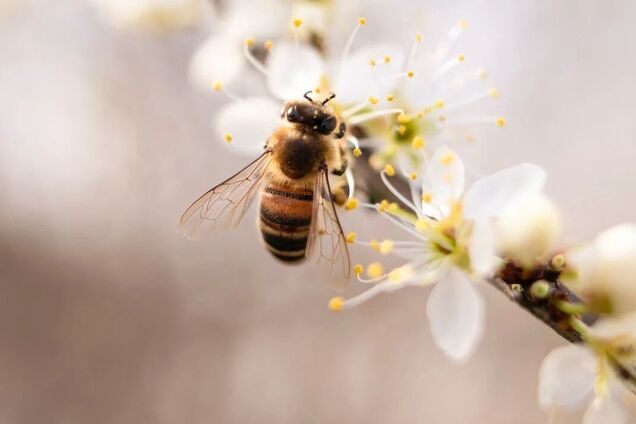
[286,106,301,123]
[318,115,337,135]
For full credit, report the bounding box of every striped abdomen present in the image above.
[259,181,313,262]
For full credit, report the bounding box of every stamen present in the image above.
[212,80,241,101]
[243,38,269,76]
[432,19,468,66]
[443,89,500,112]
[341,100,369,119]
[380,170,420,216]
[344,197,359,210]
[433,54,466,79]
[440,68,489,93]
[340,17,367,65]
[345,232,357,243]
[366,262,385,278]
[411,136,425,149]
[223,133,233,143]
[348,108,405,125]
[345,168,356,199]
[292,18,303,46]
[404,33,424,72]
[448,116,506,127]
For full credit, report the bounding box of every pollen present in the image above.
[212,80,222,92]
[328,296,344,312]
[358,17,367,26]
[435,99,445,109]
[439,152,455,166]
[409,172,418,181]
[415,34,423,43]
[386,94,395,102]
[264,40,273,51]
[368,96,379,105]
[397,113,412,124]
[223,133,233,143]
[411,136,425,149]
[384,55,391,64]
[496,117,506,127]
[378,199,389,212]
[292,18,303,28]
[379,239,394,254]
[421,192,433,203]
[352,147,362,157]
[384,164,396,176]
[345,232,357,244]
[415,219,430,232]
[457,54,465,62]
[370,239,380,252]
[488,87,500,98]
[345,197,359,210]
[366,262,384,278]
[244,37,255,47]
[406,70,415,78]
[354,264,364,276]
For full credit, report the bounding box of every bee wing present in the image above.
[178,151,273,239]
[305,166,351,291]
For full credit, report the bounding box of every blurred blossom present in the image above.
[93,0,211,33]
[567,224,636,317]
[331,146,546,361]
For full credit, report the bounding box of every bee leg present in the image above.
[334,122,346,139]
[332,158,347,176]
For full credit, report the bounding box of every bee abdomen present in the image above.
[259,182,313,262]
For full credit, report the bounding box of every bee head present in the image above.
[282,94,338,135]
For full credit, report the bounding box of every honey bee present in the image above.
[179,91,351,287]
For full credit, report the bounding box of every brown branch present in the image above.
[490,261,636,394]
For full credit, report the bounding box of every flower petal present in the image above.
[189,35,244,90]
[333,44,404,105]
[213,97,281,155]
[538,345,595,409]
[221,0,288,39]
[583,390,628,424]
[426,267,484,361]
[469,219,498,277]
[463,163,546,220]
[420,145,464,218]
[266,42,324,100]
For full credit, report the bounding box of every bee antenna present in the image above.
[322,92,336,106]
[303,90,315,103]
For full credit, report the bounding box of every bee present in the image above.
[178,91,351,287]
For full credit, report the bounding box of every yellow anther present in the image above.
[397,125,407,135]
[384,55,391,63]
[314,86,321,93]
[212,80,222,92]
[369,239,381,252]
[439,152,455,166]
[352,147,362,157]
[496,117,506,127]
[415,219,430,232]
[415,34,423,43]
[397,113,412,124]
[488,88,500,99]
[478,68,488,80]
[223,133,233,143]
[409,172,418,181]
[435,99,445,109]
[387,202,400,213]
[378,199,390,212]
[292,18,303,28]
[358,17,367,26]
[386,94,395,102]
[458,19,469,30]
[344,197,359,210]
[244,37,255,47]
[354,264,364,276]
[411,136,425,150]
[328,296,344,312]
[379,240,394,255]
[457,54,465,62]
[438,115,447,123]
[406,70,415,78]
[389,265,413,284]
[366,262,384,278]
[368,96,379,105]
[370,59,377,67]
[264,40,273,50]
[345,232,357,244]
[421,192,433,203]
[384,164,396,176]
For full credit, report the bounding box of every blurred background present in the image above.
[1,0,636,423]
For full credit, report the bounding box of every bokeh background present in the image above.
[1,0,636,423]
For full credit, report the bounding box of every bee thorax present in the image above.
[279,137,323,179]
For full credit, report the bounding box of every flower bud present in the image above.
[495,193,561,267]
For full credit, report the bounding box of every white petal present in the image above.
[221,0,288,39]
[266,42,324,100]
[420,145,464,218]
[213,98,281,155]
[426,268,484,361]
[583,391,628,424]
[463,164,546,220]
[538,345,595,409]
[588,312,636,342]
[333,44,404,105]
[469,219,498,277]
[189,35,244,90]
